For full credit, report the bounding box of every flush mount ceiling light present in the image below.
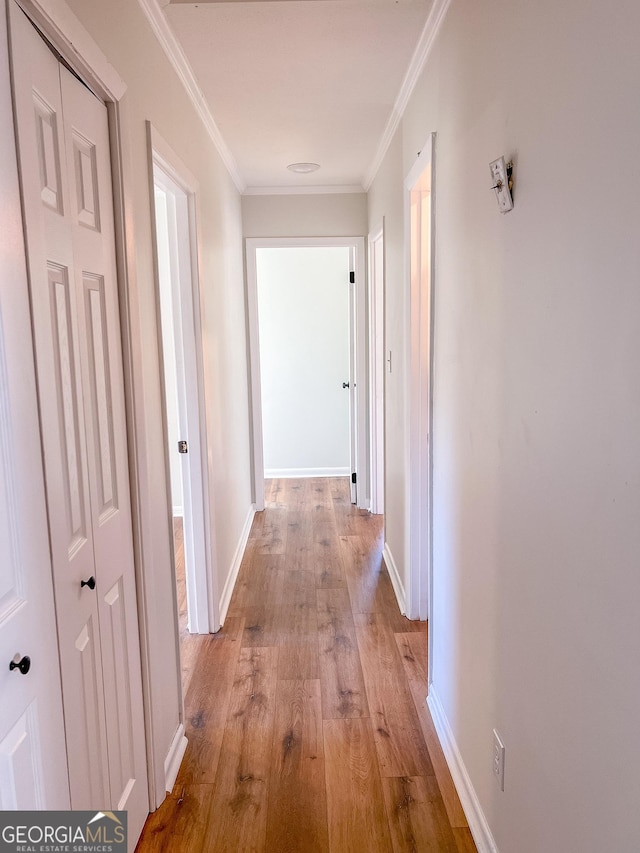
[287,162,320,174]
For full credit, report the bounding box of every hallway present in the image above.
[136,478,475,852]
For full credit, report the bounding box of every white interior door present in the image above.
[9,4,149,843]
[153,169,210,634]
[348,249,357,504]
[0,5,69,807]
[10,4,111,808]
[60,64,148,828]
[246,238,366,508]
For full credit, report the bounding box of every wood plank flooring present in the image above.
[136,478,475,853]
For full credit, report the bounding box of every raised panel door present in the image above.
[8,3,111,810]
[9,6,149,842]
[61,66,149,838]
[0,2,69,809]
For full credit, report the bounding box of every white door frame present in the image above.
[404,134,436,623]
[368,221,385,516]
[245,236,368,511]
[10,0,180,810]
[147,124,218,636]
[347,245,358,504]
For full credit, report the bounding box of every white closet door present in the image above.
[9,4,111,810]
[0,6,69,808]
[9,4,149,843]
[60,65,148,833]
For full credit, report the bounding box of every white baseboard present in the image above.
[218,504,255,626]
[164,723,188,795]
[427,687,499,853]
[172,506,183,518]
[382,542,406,615]
[264,466,350,479]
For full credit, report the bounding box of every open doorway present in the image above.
[149,128,217,695]
[246,237,368,511]
[405,135,436,628]
[257,246,351,485]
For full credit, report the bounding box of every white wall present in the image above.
[242,192,368,237]
[60,0,253,806]
[154,186,184,515]
[257,247,350,477]
[369,0,640,850]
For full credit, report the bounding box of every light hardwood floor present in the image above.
[172,516,204,700]
[136,478,476,852]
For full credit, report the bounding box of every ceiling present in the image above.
[157,0,435,192]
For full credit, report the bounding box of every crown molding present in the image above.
[243,184,365,196]
[137,0,246,193]
[363,0,451,191]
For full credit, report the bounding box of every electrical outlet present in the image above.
[493,729,505,791]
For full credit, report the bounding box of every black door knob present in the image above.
[81,576,96,590]
[9,656,31,675]
[342,382,350,389]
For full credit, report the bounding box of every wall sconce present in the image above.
[489,156,514,213]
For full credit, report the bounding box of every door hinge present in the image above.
[351,472,357,484]
[178,440,188,454]
[349,271,355,284]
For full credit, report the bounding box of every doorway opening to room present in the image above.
[151,138,217,697]
[246,237,368,512]
[405,134,435,641]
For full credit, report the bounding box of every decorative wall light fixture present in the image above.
[489,156,514,213]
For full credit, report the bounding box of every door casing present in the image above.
[368,220,385,516]
[148,123,218,637]
[404,134,436,630]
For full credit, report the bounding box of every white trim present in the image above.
[265,467,349,479]
[136,0,245,193]
[427,688,500,853]
[368,221,385,516]
[405,134,435,189]
[16,0,126,101]
[219,505,255,626]
[163,724,188,794]
[243,184,365,196]
[363,0,451,190]
[382,543,406,615]
[245,236,369,512]
[404,134,436,622]
[172,506,184,517]
[110,100,163,815]
[245,242,265,511]
[246,236,364,250]
[353,240,369,511]
[150,125,199,192]
[148,124,218,636]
